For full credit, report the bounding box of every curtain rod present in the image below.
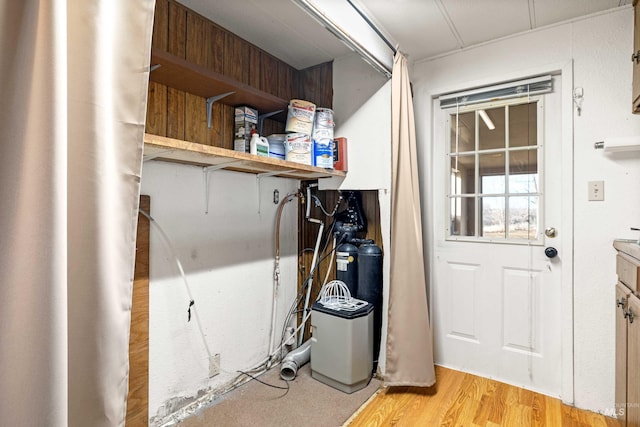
[292,0,392,77]
[346,0,397,55]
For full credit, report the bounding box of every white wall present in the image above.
[141,161,299,424]
[412,6,640,413]
[320,53,390,191]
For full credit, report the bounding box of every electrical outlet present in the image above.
[588,180,604,201]
[209,353,220,378]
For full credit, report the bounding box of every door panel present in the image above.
[446,261,481,342]
[502,267,541,354]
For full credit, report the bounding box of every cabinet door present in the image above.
[628,293,640,427]
[633,2,640,113]
[618,283,630,426]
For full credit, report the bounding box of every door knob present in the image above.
[545,247,558,258]
[544,227,557,238]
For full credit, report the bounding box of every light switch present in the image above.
[588,180,604,201]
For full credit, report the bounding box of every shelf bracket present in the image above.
[143,150,175,162]
[257,110,284,136]
[256,170,296,214]
[206,92,235,129]
[202,160,244,214]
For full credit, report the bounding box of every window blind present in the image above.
[439,75,553,109]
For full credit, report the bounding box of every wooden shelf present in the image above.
[149,49,289,114]
[144,133,346,180]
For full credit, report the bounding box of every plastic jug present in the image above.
[250,133,270,157]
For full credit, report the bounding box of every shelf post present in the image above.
[206,92,235,129]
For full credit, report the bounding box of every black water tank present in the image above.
[336,242,358,297]
[356,243,383,365]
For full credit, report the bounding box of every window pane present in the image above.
[451,155,475,195]
[509,102,537,148]
[509,196,539,240]
[450,111,475,153]
[479,152,505,194]
[478,107,505,150]
[509,149,538,193]
[450,197,475,236]
[480,197,505,239]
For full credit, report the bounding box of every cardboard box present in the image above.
[234,106,258,152]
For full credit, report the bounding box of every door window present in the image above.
[447,98,542,243]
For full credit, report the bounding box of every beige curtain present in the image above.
[384,51,436,387]
[0,1,154,425]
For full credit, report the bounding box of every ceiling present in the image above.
[179,0,631,70]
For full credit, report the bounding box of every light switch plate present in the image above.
[588,181,604,201]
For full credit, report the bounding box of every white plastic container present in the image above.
[250,133,270,157]
[267,134,286,160]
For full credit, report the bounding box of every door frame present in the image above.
[424,61,574,404]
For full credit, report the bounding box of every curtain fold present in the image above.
[0,0,155,425]
[384,51,436,387]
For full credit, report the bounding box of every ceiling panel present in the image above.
[441,0,532,47]
[355,0,460,60]
[533,0,628,27]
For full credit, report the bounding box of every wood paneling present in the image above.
[126,195,150,427]
[168,2,187,57]
[184,93,208,145]
[224,32,249,84]
[347,366,619,427]
[146,82,167,136]
[152,0,169,50]
[248,46,262,89]
[260,53,280,97]
[167,87,185,140]
[186,13,211,69]
[277,62,295,102]
[166,1,187,140]
[298,61,333,108]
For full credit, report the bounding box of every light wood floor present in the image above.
[346,366,619,427]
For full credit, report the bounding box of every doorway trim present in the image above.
[425,60,574,404]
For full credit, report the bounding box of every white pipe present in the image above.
[269,193,299,367]
[280,340,311,381]
[299,219,323,346]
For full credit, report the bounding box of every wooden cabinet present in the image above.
[628,293,640,426]
[615,240,640,426]
[633,0,640,113]
[616,283,630,426]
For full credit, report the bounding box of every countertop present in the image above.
[614,239,640,260]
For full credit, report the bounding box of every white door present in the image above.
[432,77,563,397]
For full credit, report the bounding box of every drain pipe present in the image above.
[280,340,311,380]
